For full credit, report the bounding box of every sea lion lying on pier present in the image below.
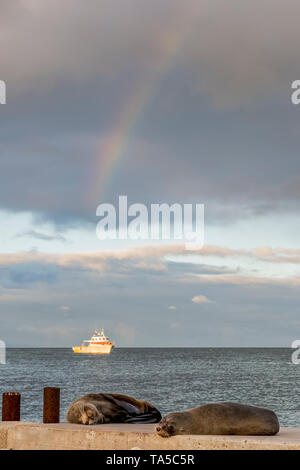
[156,402,279,437]
[66,393,161,425]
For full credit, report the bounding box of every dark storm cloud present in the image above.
[1,0,300,225]
[1,0,299,103]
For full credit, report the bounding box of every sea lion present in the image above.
[156,402,279,437]
[66,393,161,425]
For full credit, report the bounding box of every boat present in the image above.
[72,329,115,354]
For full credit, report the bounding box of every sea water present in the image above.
[0,348,299,425]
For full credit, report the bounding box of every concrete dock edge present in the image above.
[1,423,300,450]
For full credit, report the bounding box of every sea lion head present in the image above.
[66,400,104,425]
[156,412,187,438]
[80,403,103,425]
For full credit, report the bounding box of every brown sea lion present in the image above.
[156,402,279,437]
[66,393,161,425]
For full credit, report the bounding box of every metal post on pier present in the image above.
[43,387,60,423]
[2,392,21,421]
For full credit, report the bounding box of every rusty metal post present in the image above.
[43,387,60,423]
[2,392,21,421]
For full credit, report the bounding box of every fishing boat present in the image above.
[72,329,115,354]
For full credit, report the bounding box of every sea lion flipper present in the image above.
[108,396,142,415]
[107,394,161,423]
[124,410,162,423]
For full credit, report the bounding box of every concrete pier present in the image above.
[1,423,300,450]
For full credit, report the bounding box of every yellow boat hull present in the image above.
[72,344,113,354]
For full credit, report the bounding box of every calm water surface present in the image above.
[0,348,299,426]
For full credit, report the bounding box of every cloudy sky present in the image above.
[1,0,300,346]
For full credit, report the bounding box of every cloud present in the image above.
[0,261,59,288]
[1,241,300,346]
[185,274,300,287]
[16,324,80,340]
[182,0,300,108]
[15,230,66,242]
[192,295,211,304]
[0,243,255,271]
[1,243,300,281]
[0,0,298,107]
[168,305,177,310]
[0,1,299,227]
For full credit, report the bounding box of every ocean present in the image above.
[0,348,299,426]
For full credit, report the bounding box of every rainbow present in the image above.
[89,5,201,205]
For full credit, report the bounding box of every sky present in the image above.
[1,0,300,346]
